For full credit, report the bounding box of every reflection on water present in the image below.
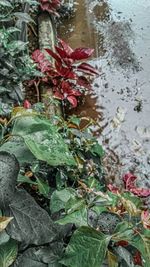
[58,0,150,186]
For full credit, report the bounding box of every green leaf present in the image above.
[17,174,37,185]
[57,207,88,227]
[65,197,86,213]
[13,242,63,267]
[0,0,12,7]
[5,189,57,245]
[129,233,150,267]
[0,239,18,267]
[0,231,10,246]
[14,12,34,23]
[50,188,75,213]
[0,137,36,165]
[12,248,47,267]
[0,152,19,209]
[36,177,50,197]
[12,116,76,166]
[61,226,111,267]
[8,41,28,54]
[91,143,104,157]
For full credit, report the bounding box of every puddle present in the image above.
[58,0,150,185]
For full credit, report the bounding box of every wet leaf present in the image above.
[0,239,18,267]
[50,188,75,213]
[5,189,57,245]
[0,152,19,209]
[77,62,99,75]
[71,48,94,60]
[13,242,63,267]
[0,217,13,232]
[0,137,36,165]
[12,248,47,267]
[12,116,76,167]
[123,173,150,197]
[61,226,111,267]
[57,207,88,227]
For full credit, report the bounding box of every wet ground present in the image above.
[59,0,150,186]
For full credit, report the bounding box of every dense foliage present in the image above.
[0,1,150,267]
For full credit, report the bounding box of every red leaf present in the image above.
[141,210,150,229]
[77,62,100,75]
[116,240,129,247]
[54,91,64,100]
[133,251,142,266]
[77,76,92,90]
[123,173,150,197]
[67,95,78,108]
[55,46,68,59]
[55,61,76,79]
[58,39,73,57]
[24,100,31,109]
[45,48,62,64]
[107,184,119,194]
[71,48,94,60]
[32,49,52,73]
[40,0,61,16]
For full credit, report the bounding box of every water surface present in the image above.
[59,0,150,185]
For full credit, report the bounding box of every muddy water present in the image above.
[59,0,150,186]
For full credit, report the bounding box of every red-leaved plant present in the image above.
[39,0,62,16]
[32,39,99,107]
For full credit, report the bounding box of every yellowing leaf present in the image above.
[0,217,13,232]
[121,196,140,216]
[108,251,118,267]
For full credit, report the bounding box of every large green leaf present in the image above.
[12,248,47,267]
[0,239,18,267]
[0,152,19,209]
[129,233,150,267]
[50,188,76,213]
[60,226,111,267]
[57,207,88,227]
[0,137,35,165]
[0,0,12,7]
[5,189,57,245]
[13,242,63,267]
[12,116,76,166]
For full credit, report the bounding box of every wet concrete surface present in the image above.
[58,0,150,186]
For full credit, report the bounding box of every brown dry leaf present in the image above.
[0,216,13,232]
